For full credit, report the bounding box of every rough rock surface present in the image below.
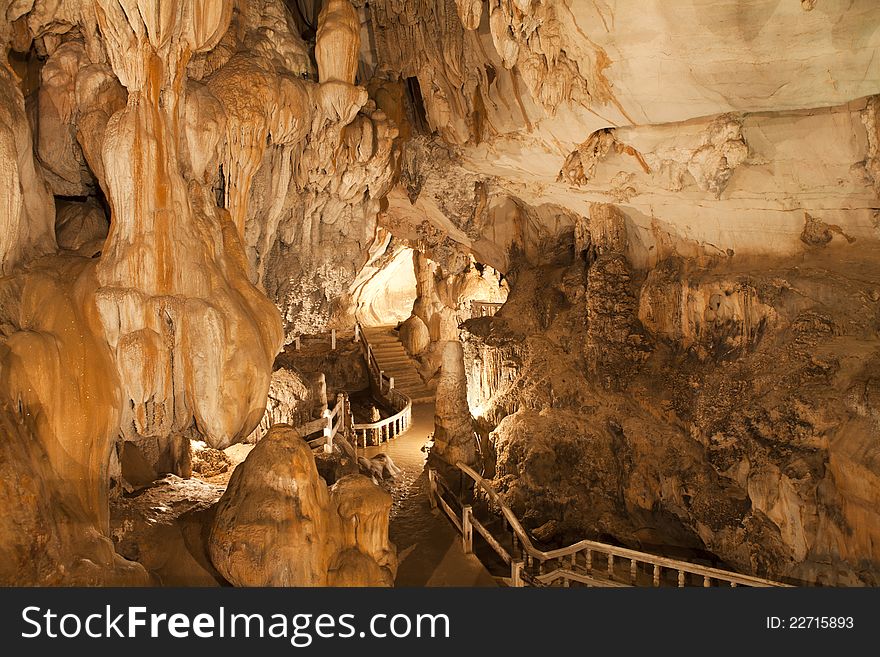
[110,474,226,586]
[0,0,396,585]
[209,424,396,586]
[430,340,478,487]
[463,240,880,585]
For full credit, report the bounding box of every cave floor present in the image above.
[362,403,497,587]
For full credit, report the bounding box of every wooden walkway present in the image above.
[363,404,496,587]
[429,463,792,588]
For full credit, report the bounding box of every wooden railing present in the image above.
[290,328,339,351]
[428,464,792,589]
[293,392,348,453]
[352,321,413,447]
[471,300,503,318]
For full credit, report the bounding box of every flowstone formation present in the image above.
[0,0,398,586]
[429,340,478,489]
[209,424,396,587]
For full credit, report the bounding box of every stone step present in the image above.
[389,379,424,388]
[371,344,408,352]
[396,382,431,392]
[363,325,434,402]
[373,349,409,360]
[376,359,415,368]
[373,352,410,360]
[406,385,432,392]
[378,360,418,370]
[390,378,427,387]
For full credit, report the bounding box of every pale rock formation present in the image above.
[0,65,55,275]
[454,0,482,31]
[316,0,360,85]
[350,241,417,326]
[245,367,318,443]
[862,96,880,197]
[399,314,430,356]
[37,40,94,195]
[402,249,507,380]
[0,257,151,585]
[92,0,283,474]
[209,424,396,586]
[74,63,128,190]
[430,340,478,473]
[370,1,880,261]
[0,404,150,585]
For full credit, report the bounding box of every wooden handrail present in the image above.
[301,393,347,452]
[352,320,414,447]
[429,463,791,588]
[470,300,503,318]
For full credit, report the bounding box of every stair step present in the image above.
[398,385,431,394]
[362,325,434,401]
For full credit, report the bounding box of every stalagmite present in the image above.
[209,425,396,586]
[431,340,478,479]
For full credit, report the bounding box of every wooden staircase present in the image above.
[428,464,792,588]
[362,325,434,403]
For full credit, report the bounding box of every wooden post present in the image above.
[586,549,592,573]
[461,506,473,554]
[336,393,345,441]
[607,553,614,579]
[322,408,333,454]
[294,336,300,350]
[389,376,395,390]
[428,470,437,509]
[678,570,685,588]
[331,328,336,350]
[653,564,660,587]
[630,558,637,584]
[379,370,385,392]
[511,561,524,587]
[703,575,711,588]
